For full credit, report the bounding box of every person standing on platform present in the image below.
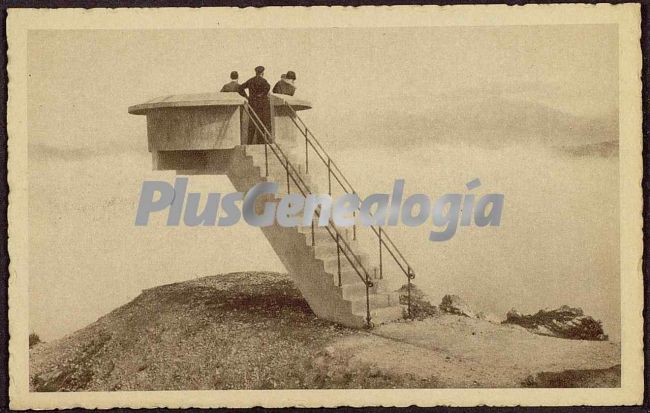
[220,71,246,98]
[272,71,297,96]
[240,66,272,144]
[272,73,287,94]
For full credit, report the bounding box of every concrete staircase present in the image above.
[225,145,404,328]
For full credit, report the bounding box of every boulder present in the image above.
[439,294,475,318]
[396,284,439,320]
[502,305,608,341]
[506,308,523,319]
[476,311,501,324]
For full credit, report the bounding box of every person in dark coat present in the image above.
[220,71,246,98]
[272,71,296,96]
[240,66,272,144]
[271,73,285,92]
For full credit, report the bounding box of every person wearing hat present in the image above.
[220,71,246,98]
[272,71,297,96]
[271,73,286,94]
[239,66,272,144]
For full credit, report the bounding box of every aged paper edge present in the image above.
[6,4,644,409]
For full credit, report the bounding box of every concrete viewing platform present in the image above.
[128,92,311,172]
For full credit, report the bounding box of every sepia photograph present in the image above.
[7,4,644,409]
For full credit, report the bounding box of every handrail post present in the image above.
[311,218,315,246]
[365,273,371,328]
[352,191,357,241]
[286,160,290,194]
[327,157,332,196]
[264,140,269,177]
[378,227,383,280]
[407,266,412,318]
[336,232,342,287]
[304,128,309,174]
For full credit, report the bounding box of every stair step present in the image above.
[245,150,322,192]
[254,171,315,187]
[330,268,372,286]
[274,186,315,198]
[246,150,310,176]
[260,166,313,181]
[323,252,369,273]
[337,276,390,303]
[362,305,405,325]
[251,178,319,201]
[313,240,360,256]
[350,292,400,314]
[340,281,380,299]
[321,248,368,263]
[298,227,345,244]
[298,224,355,240]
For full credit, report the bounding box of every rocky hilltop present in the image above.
[30,272,621,391]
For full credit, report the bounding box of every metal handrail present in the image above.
[282,101,417,287]
[242,103,377,325]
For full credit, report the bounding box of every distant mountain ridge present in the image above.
[29,142,146,162]
[553,141,619,158]
[341,95,617,149]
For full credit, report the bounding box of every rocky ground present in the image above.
[29,272,620,391]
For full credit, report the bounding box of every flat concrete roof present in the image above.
[128,92,311,115]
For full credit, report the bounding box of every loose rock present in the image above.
[396,284,439,320]
[439,295,475,318]
[502,305,607,341]
[476,312,501,324]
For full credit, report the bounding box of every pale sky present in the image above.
[28,24,618,154]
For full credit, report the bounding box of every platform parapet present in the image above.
[129,92,311,173]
